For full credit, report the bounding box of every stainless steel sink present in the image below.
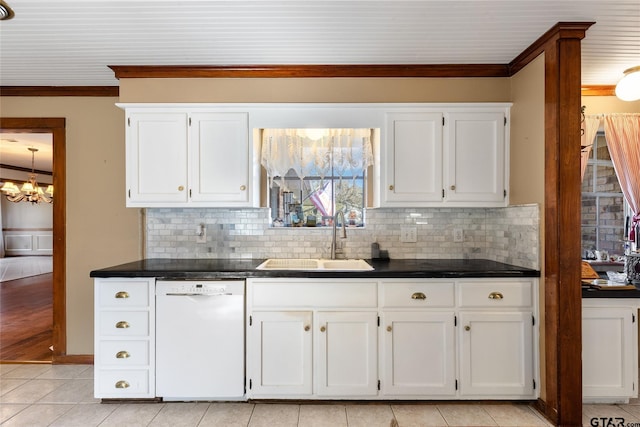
[256,258,373,271]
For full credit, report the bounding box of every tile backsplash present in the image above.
[145,204,539,270]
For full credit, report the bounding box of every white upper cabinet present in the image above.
[189,112,250,204]
[445,112,506,204]
[126,112,189,205]
[381,106,509,208]
[123,107,252,208]
[384,113,443,205]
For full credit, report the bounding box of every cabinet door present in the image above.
[316,311,378,396]
[583,306,636,400]
[126,112,188,205]
[189,112,250,204]
[383,113,443,205]
[458,311,534,397]
[381,311,456,396]
[247,311,313,397]
[445,112,505,204]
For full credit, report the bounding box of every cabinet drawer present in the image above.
[96,370,150,396]
[381,281,455,308]
[99,311,150,337]
[98,340,150,366]
[251,280,378,308]
[457,281,533,308]
[98,280,151,308]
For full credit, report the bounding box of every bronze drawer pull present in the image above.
[116,351,130,359]
[115,291,129,299]
[115,321,130,329]
[115,380,130,389]
[411,292,427,300]
[488,292,504,300]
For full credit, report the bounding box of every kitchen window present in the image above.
[581,131,627,257]
[260,128,375,227]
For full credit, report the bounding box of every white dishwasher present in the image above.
[155,280,245,401]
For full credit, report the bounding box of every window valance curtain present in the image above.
[603,113,640,241]
[260,129,374,188]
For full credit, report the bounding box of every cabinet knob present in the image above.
[178,185,184,191]
[304,325,310,332]
[240,185,246,191]
[411,292,427,300]
[115,321,130,329]
[465,325,471,331]
[320,326,326,332]
[387,325,392,332]
[115,291,129,299]
[389,185,394,191]
[116,351,130,359]
[488,292,504,300]
[450,185,456,191]
[115,380,130,389]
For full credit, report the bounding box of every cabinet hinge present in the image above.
[454,315,457,326]
[188,117,191,126]
[249,315,252,326]
[455,379,458,390]
[249,379,252,390]
[189,189,192,198]
[128,189,131,198]
[377,316,380,327]
[377,380,381,391]
[633,313,636,323]
[504,116,507,126]
[533,379,536,390]
[127,117,130,127]
[504,189,507,198]
[442,189,445,198]
[442,117,445,126]
[532,315,535,326]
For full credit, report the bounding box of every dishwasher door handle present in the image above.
[164,292,234,297]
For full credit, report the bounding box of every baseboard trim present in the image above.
[53,354,94,365]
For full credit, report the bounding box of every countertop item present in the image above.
[582,282,640,298]
[90,258,540,280]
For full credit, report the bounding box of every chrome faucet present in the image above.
[331,211,347,260]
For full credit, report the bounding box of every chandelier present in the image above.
[1,148,53,204]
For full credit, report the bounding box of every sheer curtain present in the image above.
[581,115,601,182]
[260,128,374,188]
[604,113,640,241]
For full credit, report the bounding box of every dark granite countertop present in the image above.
[582,283,640,299]
[90,258,540,280]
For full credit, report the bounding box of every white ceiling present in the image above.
[0,133,52,172]
[0,0,639,87]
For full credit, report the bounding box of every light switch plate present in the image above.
[400,226,417,243]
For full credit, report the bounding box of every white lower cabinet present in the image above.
[582,301,639,403]
[247,277,538,400]
[94,278,155,399]
[316,311,378,396]
[381,311,456,396]
[458,311,534,397]
[248,311,313,396]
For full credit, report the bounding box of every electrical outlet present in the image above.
[400,226,417,243]
[453,228,464,243]
[196,224,207,243]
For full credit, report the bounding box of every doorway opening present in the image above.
[0,117,66,364]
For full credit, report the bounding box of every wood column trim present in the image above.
[0,117,67,364]
[543,28,587,427]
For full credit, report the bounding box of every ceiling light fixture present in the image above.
[0,0,15,21]
[615,66,640,102]
[1,148,53,204]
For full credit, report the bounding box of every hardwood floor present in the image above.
[0,273,53,362]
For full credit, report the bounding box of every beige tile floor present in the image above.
[0,363,635,427]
